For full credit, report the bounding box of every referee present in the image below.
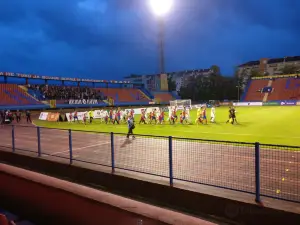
[126,116,135,139]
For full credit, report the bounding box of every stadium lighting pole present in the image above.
[158,18,165,74]
[149,0,173,74]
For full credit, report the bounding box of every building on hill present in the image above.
[237,56,300,85]
[124,68,213,93]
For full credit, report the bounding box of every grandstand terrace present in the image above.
[0,72,172,109]
[242,74,300,102]
[0,84,42,107]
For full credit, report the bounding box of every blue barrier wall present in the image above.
[0,105,50,110]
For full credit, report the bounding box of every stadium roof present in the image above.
[0,72,131,84]
[238,60,260,67]
[238,56,300,67]
[124,68,212,79]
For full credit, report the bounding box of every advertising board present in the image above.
[280,101,296,106]
[39,112,48,120]
[220,102,230,106]
[65,112,88,122]
[93,110,102,119]
[233,102,262,106]
[263,102,280,106]
[68,99,98,105]
[47,113,60,122]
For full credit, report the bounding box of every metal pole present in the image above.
[37,127,41,157]
[111,132,115,173]
[12,125,15,153]
[158,18,165,74]
[69,129,73,164]
[255,142,261,203]
[168,136,173,186]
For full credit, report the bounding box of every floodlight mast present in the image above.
[158,18,165,74]
[149,0,173,74]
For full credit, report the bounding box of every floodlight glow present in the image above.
[149,0,173,16]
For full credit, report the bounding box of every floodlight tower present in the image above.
[149,0,173,74]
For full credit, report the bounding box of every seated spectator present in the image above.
[28,85,104,101]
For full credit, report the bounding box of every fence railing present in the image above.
[1,125,299,204]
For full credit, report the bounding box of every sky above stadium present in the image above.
[0,0,300,79]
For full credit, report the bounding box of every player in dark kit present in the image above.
[0,110,4,125]
[226,107,237,124]
[226,107,232,124]
[26,110,32,123]
[15,110,21,123]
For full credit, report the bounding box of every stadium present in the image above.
[1,1,300,224]
[1,69,300,220]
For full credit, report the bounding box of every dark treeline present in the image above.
[168,63,300,102]
[169,65,240,101]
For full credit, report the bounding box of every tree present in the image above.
[210,65,221,76]
[179,76,198,100]
[167,76,176,92]
[178,64,239,101]
[233,68,248,90]
[250,69,263,78]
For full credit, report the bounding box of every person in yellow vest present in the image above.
[89,110,94,124]
[195,108,201,125]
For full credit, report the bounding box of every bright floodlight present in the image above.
[149,0,173,16]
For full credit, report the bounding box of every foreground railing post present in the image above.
[37,127,41,157]
[69,129,73,164]
[169,136,173,187]
[255,142,261,203]
[12,125,15,153]
[111,132,115,173]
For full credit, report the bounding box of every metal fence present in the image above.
[1,125,299,204]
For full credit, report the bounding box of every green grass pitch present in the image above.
[34,106,300,146]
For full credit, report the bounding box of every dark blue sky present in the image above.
[0,0,300,79]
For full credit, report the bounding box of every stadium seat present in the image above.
[268,78,300,100]
[244,80,271,101]
[0,84,42,106]
[244,77,300,101]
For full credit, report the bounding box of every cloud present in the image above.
[0,0,299,78]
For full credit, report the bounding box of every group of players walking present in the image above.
[67,105,238,128]
[67,105,239,126]
[0,110,32,125]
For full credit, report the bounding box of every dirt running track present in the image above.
[0,125,299,205]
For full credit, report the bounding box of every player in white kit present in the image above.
[210,105,216,123]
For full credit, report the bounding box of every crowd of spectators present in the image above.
[28,84,106,100]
